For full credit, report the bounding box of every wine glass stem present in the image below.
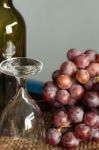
[16,77,26,90]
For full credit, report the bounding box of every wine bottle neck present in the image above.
[0,0,13,8]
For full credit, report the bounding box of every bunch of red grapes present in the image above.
[43,48,99,149]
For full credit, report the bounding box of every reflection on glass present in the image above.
[2,40,16,59]
[6,22,17,34]
[25,112,34,130]
[3,3,10,8]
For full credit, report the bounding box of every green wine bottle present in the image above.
[0,0,26,112]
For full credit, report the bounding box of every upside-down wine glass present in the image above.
[0,57,46,150]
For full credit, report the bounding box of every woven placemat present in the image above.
[43,111,99,150]
[0,111,98,150]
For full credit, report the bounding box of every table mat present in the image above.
[43,111,99,150]
[0,111,99,150]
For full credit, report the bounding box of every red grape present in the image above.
[84,112,99,128]
[42,49,99,149]
[90,128,99,141]
[68,97,77,106]
[87,62,99,77]
[61,132,80,149]
[74,123,91,140]
[46,128,62,145]
[84,91,99,107]
[67,48,81,60]
[96,54,99,62]
[88,107,99,115]
[69,83,84,100]
[50,100,63,108]
[53,109,69,128]
[55,89,70,105]
[60,61,77,76]
[56,74,73,89]
[93,81,99,91]
[67,106,84,123]
[42,81,58,102]
[76,69,90,84]
[84,49,96,62]
[52,70,60,83]
[74,53,90,69]
[84,77,95,90]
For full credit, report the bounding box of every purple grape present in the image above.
[60,61,77,76]
[90,128,99,141]
[50,100,63,108]
[68,97,77,106]
[61,132,80,149]
[88,107,99,115]
[84,112,99,128]
[67,106,84,123]
[84,77,95,90]
[74,123,91,141]
[74,53,90,69]
[84,91,99,107]
[67,48,81,60]
[55,89,70,105]
[76,69,90,84]
[56,74,73,89]
[42,81,58,102]
[52,70,60,83]
[96,54,99,62]
[93,82,99,91]
[87,62,99,77]
[53,109,69,128]
[69,83,84,100]
[46,128,62,145]
[84,49,96,62]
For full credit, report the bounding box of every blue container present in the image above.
[26,80,51,111]
[26,79,44,95]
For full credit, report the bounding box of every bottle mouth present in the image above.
[0,57,43,77]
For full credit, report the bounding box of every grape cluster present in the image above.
[42,48,99,149]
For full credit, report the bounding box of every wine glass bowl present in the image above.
[0,57,43,77]
[0,57,45,149]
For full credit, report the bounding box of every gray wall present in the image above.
[13,0,99,82]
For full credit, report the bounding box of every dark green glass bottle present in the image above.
[0,0,26,112]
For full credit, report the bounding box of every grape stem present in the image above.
[56,122,71,132]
